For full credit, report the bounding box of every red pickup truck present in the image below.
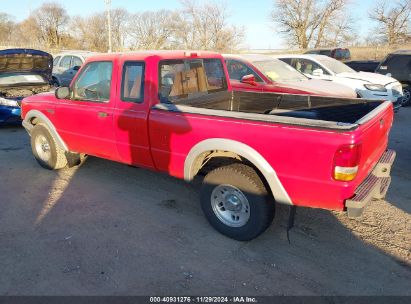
[21,51,396,241]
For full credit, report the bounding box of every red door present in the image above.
[54,60,119,160]
[112,59,155,169]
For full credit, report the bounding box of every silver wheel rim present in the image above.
[211,184,250,227]
[35,134,51,162]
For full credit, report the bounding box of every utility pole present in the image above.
[105,0,112,53]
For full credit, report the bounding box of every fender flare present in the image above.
[23,109,68,151]
[184,138,293,205]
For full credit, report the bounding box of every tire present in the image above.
[402,87,411,107]
[31,124,67,170]
[200,163,275,241]
[52,77,60,88]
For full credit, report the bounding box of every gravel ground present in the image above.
[0,107,410,296]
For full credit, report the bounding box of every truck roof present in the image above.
[86,50,222,61]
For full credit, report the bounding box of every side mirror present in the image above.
[73,66,80,71]
[240,74,257,86]
[312,69,324,77]
[55,87,71,99]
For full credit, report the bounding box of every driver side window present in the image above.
[294,59,327,75]
[72,61,113,102]
[226,60,263,82]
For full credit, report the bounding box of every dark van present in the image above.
[376,50,411,106]
[304,48,351,61]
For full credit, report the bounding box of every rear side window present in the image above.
[121,61,145,103]
[71,56,83,68]
[59,56,72,69]
[72,61,113,102]
[159,58,227,103]
[334,49,351,60]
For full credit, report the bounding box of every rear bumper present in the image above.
[345,149,396,218]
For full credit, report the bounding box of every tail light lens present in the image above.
[333,144,362,181]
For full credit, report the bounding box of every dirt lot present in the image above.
[0,108,410,296]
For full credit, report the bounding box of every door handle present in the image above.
[98,111,108,118]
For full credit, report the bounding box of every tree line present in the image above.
[0,0,410,52]
[272,0,411,49]
[0,0,243,52]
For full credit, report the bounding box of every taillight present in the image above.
[333,144,362,181]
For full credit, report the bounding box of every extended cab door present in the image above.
[112,59,155,169]
[54,60,118,160]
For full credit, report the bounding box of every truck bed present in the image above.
[162,91,388,130]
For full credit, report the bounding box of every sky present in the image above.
[2,0,378,49]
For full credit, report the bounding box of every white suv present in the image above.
[52,51,98,87]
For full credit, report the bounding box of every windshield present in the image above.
[316,56,355,74]
[252,59,307,82]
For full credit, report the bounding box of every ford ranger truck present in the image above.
[21,51,396,241]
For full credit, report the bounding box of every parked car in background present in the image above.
[376,50,411,107]
[0,48,52,125]
[304,48,351,61]
[345,60,380,73]
[21,51,396,240]
[52,51,97,87]
[223,54,356,98]
[277,54,403,111]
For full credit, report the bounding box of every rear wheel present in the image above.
[31,124,67,170]
[402,87,411,107]
[52,77,60,88]
[200,164,275,241]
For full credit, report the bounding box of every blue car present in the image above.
[0,99,22,125]
[0,48,52,126]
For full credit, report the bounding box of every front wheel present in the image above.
[52,77,60,88]
[200,164,275,241]
[402,87,411,107]
[31,124,67,170]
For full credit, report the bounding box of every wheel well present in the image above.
[191,151,273,198]
[29,117,41,125]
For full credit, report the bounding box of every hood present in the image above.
[0,49,53,82]
[275,79,357,98]
[336,71,398,85]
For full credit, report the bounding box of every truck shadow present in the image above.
[2,151,409,295]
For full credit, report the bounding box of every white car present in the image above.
[276,54,403,110]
